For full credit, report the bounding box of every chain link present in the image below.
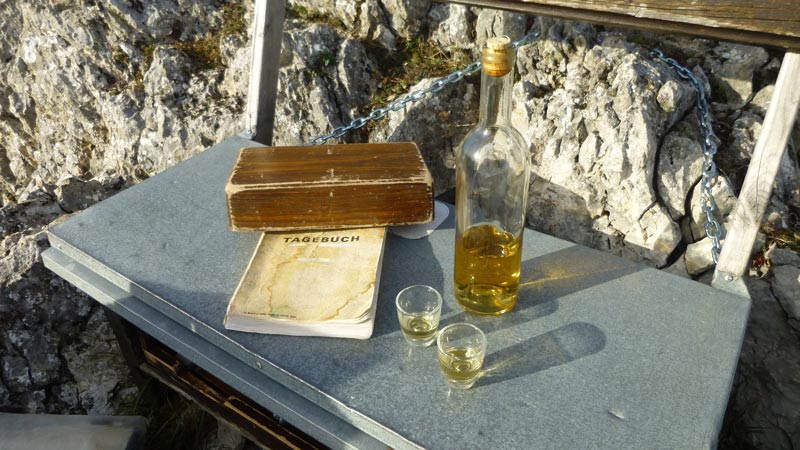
[305,31,541,146]
[651,49,723,264]
[304,39,722,264]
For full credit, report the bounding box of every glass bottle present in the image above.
[454,36,531,315]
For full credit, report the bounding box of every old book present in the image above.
[225,143,433,231]
[224,227,387,339]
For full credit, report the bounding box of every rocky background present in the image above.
[1,1,799,449]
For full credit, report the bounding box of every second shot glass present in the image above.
[395,285,442,347]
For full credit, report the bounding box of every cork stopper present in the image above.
[482,36,514,77]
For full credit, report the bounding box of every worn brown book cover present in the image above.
[224,227,386,339]
[225,143,433,231]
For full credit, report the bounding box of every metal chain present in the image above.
[305,31,541,146]
[651,49,723,263]
[304,37,722,263]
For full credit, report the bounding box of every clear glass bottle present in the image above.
[454,36,531,315]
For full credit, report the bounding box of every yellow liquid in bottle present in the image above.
[454,224,522,315]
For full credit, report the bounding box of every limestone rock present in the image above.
[685,237,717,275]
[749,84,774,116]
[526,178,598,248]
[729,111,762,163]
[381,0,431,40]
[512,23,693,266]
[1,355,31,393]
[663,256,691,279]
[769,247,800,267]
[475,9,528,53]
[723,278,800,450]
[63,309,134,415]
[688,175,737,243]
[772,265,800,324]
[357,1,397,50]
[708,42,769,108]
[428,3,475,50]
[0,380,10,408]
[369,78,478,195]
[273,23,350,145]
[10,331,61,389]
[656,128,704,219]
[335,39,379,121]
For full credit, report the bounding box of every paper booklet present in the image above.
[224,227,387,339]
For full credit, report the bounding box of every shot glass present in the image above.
[395,285,442,347]
[436,323,486,389]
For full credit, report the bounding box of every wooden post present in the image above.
[713,52,800,292]
[246,0,286,145]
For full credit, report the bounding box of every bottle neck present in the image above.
[479,70,513,127]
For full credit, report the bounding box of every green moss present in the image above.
[366,38,473,112]
[288,4,345,30]
[132,42,155,91]
[175,37,221,70]
[220,1,247,37]
[112,47,130,66]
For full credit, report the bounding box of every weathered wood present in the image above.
[246,0,285,145]
[448,0,800,50]
[225,143,434,231]
[714,52,800,282]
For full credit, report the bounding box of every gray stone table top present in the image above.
[47,135,750,450]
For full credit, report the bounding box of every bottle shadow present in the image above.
[478,322,606,387]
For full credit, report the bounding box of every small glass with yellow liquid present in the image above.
[395,285,442,347]
[437,323,486,389]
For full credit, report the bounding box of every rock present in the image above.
[335,39,378,121]
[475,9,528,53]
[51,382,80,413]
[656,80,685,113]
[688,175,737,243]
[749,84,774,116]
[0,232,44,286]
[288,0,360,33]
[381,0,431,40]
[722,278,800,450]
[656,128,704,219]
[526,178,598,248]
[63,309,134,415]
[663,255,691,279]
[623,203,681,267]
[685,237,717,275]
[1,355,31,393]
[272,23,348,145]
[0,380,10,408]
[357,1,397,50]
[369,78,478,195]
[772,265,800,323]
[708,42,769,108]
[769,247,800,267]
[512,26,694,266]
[23,389,47,413]
[15,332,61,389]
[428,3,475,50]
[55,177,124,214]
[144,47,192,101]
[729,111,762,163]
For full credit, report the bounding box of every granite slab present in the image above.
[46,135,751,450]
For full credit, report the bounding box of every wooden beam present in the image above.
[714,52,800,283]
[446,0,800,51]
[246,0,286,146]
